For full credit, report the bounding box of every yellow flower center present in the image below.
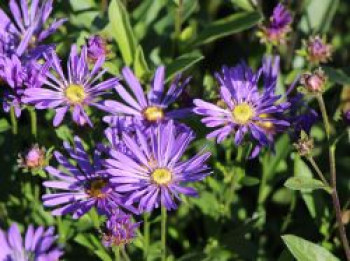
[151,168,172,185]
[86,178,108,198]
[232,103,255,125]
[65,84,86,104]
[143,106,164,122]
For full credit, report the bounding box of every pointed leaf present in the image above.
[284,177,331,192]
[282,235,340,261]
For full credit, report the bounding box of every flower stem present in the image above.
[121,248,131,261]
[317,95,350,260]
[10,106,18,135]
[114,246,120,261]
[161,206,167,261]
[143,212,150,259]
[306,156,330,187]
[29,107,37,139]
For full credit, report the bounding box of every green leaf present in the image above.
[230,0,255,11]
[95,250,113,261]
[0,118,10,133]
[108,0,137,65]
[192,12,262,46]
[241,176,260,186]
[166,51,204,81]
[299,0,339,33]
[282,235,340,261]
[134,45,150,79]
[284,177,330,192]
[323,66,350,85]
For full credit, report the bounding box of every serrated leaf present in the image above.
[192,12,262,46]
[284,177,330,192]
[108,0,137,65]
[282,235,340,261]
[166,52,203,81]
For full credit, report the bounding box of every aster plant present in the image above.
[103,66,191,126]
[0,223,63,261]
[193,57,290,156]
[42,136,133,218]
[23,45,119,127]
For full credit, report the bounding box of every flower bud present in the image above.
[300,68,326,94]
[294,131,314,157]
[86,35,109,61]
[18,144,47,171]
[306,35,332,64]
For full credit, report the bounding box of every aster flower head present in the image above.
[23,45,119,127]
[193,57,290,151]
[103,66,191,126]
[42,136,133,218]
[0,223,63,261]
[258,3,292,45]
[305,35,332,64]
[105,121,211,212]
[102,212,140,247]
[0,0,66,58]
[86,35,109,61]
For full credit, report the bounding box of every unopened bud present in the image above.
[300,69,326,94]
[306,35,332,64]
[294,131,314,156]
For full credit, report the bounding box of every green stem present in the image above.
[224,147,244,216]
[29,107,37,139]
[258,153,269,206]
[174,0,183,41]
[161,206,167,261]
[143,213,150,259]
[114,246,120,261]
[306,156,330,187]
[317,95,350,260]
[121,248,131,261]
[10,106,18,135]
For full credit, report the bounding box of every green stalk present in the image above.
[161,206,167,261]
[121,248,131,261]
[29,107,37,139]
[10,106,18,135]
[143,212,150,259]
[316,95,350,260]
[114,246,120,261]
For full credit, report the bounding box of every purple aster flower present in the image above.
[306,35,332,64]
[193,57,290,150]
[42,136,134,218]
[23,45,119,127]
[259,3,292,45]
[102,212,140,247]
[103,66,191,126]
[105,121,211,212]
[86,35,109,61]
[0,0,66,58]
[0,223,63,261]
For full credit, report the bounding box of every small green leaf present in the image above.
[241,176,260,186]
[95,250,113,261]
[0,118,10,133]
[284,177,330,192]
[230,0,255,11]
[134,45,150,80]
[282,234,340,261]
[192,12,262,46]
[108,0,137,65]
[166,51,204,81]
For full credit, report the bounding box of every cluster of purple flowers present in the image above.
[1,1,324,259]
